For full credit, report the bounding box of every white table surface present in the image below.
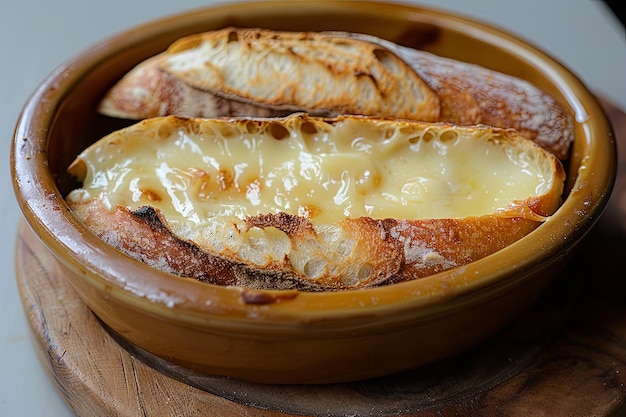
[1,1,624,415]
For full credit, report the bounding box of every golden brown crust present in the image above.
[68,199,542,291]
[98,27,441,122]
[387,216,538,284]
[70,202,237,286]
[389,45,574,160]
[332,31,575,160]
[98,27,574,160]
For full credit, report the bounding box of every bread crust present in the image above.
[66,115,566,291]
[344,32,574,160]
[68,199,543,291]
[98,28,440,122]
[98,27,573,159]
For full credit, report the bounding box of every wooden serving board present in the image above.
[15,99,626,416]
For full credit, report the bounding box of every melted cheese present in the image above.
[67,116,554,225]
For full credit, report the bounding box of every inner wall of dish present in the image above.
[47,8,578,200]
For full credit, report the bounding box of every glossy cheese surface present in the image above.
[67,115,556,225]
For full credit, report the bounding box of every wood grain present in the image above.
[15,98,626,416]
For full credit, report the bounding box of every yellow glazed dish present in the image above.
[11,1,615,384]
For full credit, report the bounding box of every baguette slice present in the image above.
[98,27,573,160]
[66,114,565,291]
[98,28,440,122]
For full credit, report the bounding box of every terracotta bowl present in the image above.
[11,1,615,384]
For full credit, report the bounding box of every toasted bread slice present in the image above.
[66,114,565,291]
[98,27,440,122]
[98,27,573,159]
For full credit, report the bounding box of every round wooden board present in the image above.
[15,99,626,416]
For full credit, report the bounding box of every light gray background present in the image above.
[1,1,624,415]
